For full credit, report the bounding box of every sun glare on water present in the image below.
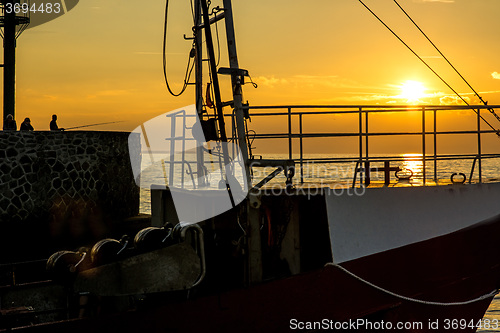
[399,80,426,103]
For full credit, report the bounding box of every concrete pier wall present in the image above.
[0,131,140,261]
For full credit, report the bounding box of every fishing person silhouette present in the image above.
[20,117,34,131]
[3,114,17,131]
[50,114,64,131]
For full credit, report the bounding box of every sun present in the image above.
[399,80,426,103]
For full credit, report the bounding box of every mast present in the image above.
[221,0,251,185]
[194,0,207,187]
[199,0,235,203]
[218,0,261,285]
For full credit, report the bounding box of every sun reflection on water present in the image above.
[401,153,424,183]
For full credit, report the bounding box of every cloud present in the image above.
[293,75,339,80]
[135,52,162,55]
[492,72,500,80]
[344,90,479,105]
[41,95,59,101]
[439,95,470,105]
[87,90,131,99]
[476,90,500,95]
[254,76,288,88]
[252,75,500,106]
[255,74,366,90]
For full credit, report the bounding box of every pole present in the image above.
[477,108,482,183]
[222,0,251,185]
[194,0,207,187]
[200,0,234,204]
[433,109,437,182]
[422,107,426,185]
[3,0,17,125]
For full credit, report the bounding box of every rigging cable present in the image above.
[357,0,500,135]
[214,12,221,67]
[190,0,195,22]
[163,0,196,97]
[204,8,221,113]
[393,0,500,125]
[209,6,222,67]
[206,44,220,124]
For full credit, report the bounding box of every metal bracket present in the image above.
[178,223,206,288]
[217,67,249,77]
[193,11,225,31]
[249,158,295,190]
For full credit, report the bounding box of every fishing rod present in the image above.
[64,121,124,130]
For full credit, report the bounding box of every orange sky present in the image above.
[6,0,500,153]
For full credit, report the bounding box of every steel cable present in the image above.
[357,0,499,135]
[393,0,500,125]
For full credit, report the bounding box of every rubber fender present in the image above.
[134,227,168,251]
[90,238,122,266]
[46,250,82,282]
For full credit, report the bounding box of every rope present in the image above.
[326,263,499,306]
[163,0,196,97]
[213,7,221,67]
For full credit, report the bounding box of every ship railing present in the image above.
[152,109,245,190]
[233,105,500,187]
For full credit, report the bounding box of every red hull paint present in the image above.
[17,214,500,333]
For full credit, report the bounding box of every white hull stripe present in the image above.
[326,183,500,263]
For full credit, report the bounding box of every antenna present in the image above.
[0,0,29,126]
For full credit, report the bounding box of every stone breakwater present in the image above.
[0,131,140,261]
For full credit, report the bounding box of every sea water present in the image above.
[138,153,500,214]
[137,153,500,330]
[481,295,500,333]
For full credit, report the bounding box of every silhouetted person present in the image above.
[3,114,16,131]
[50,114,64,131]
[20,117,34,131]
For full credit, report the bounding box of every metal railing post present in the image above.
[299,113,304,184]
[477,108,482,183]
[359,107,363,186]
[169,114,176,186]
[469,156,478,184]
[365,109,369,174]
[433,109,437,183]
[181,111,186,188]
[288,107,292,160]
[422,107,426,185]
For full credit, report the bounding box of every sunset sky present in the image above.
[7,0,500,153]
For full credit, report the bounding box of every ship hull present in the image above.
[16,209,500,332]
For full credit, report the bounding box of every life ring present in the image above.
[395,168,413,180]
[450,173,466,184]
